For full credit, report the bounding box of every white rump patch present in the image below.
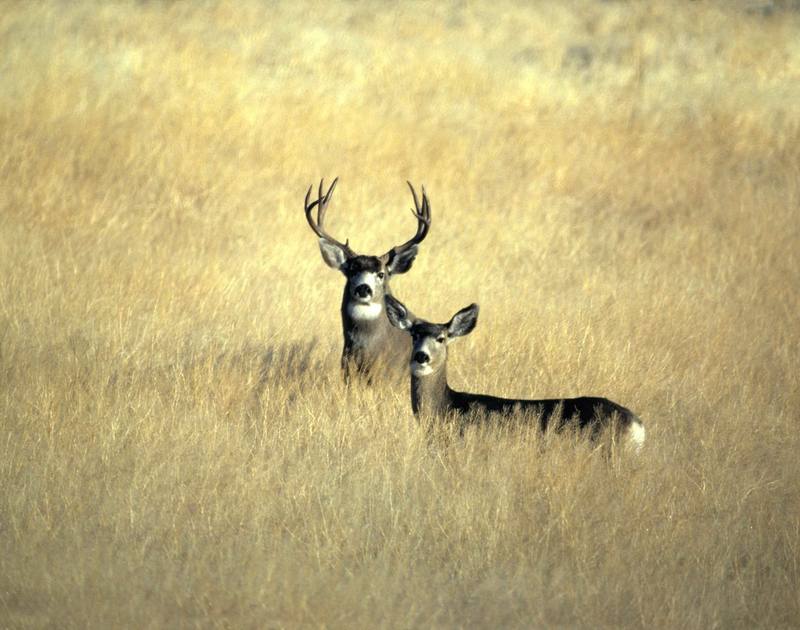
[627,421,646,453]
[347,301,383,321]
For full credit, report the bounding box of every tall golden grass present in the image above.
[1,1,799,627]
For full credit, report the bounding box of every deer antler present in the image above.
[389,181,431,256]
[304,178,356,258]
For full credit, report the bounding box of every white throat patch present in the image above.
[347,301,383,321]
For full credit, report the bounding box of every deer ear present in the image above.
[384,245,419,275]
[318,239,349,270]
[385,295,414,330]
[447,304,479,339]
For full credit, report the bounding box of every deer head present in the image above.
[304,178,431,322]
[385,295,479,377]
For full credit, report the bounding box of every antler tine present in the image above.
[316,177,326,227]
[304,177,354,256]
[392,181,431,254]
[419,185,431,224]
[407,181,421,216]
[318,177,339,227]
[407,181,431,222]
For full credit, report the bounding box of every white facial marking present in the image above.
[347,301,383,321]
[350,271,380,302]
[410,362,434,377]
[410,337,438,377]
[627,421,645,453]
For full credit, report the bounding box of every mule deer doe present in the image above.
[305,179,431,382]
[385,295,645,451]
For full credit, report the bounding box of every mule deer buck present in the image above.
[384,295,645,452]
[305,178,431,382]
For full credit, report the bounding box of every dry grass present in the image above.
[1,1,799,628]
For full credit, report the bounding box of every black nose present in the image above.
[354,284,372,298]
[413,351,430,364]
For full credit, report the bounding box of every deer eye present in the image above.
[377,271,385,280]
[436,335,446,343]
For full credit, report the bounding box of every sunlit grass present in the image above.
[1,1,799,627]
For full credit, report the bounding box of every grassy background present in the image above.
[1,1,799,627]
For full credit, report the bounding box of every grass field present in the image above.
[1,1,799,627]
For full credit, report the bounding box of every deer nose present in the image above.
[413,351,430,364]
[354,284,372,298]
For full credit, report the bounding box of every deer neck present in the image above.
[341,291,402,371]
[342,290,388,333]
[411,365,451,416]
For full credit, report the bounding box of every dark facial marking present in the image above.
[410,322,446,339]
[344,255,382,275]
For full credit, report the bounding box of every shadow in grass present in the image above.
[98,338,330,421]
[253,338,327,403]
